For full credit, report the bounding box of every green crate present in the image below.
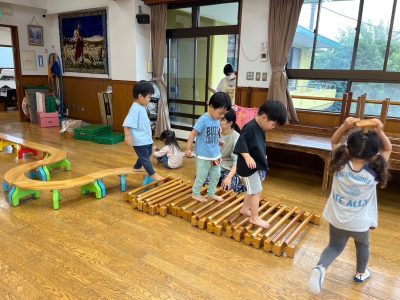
[45,95,57,113]
[74,124,112,141]
[93,132,125,144]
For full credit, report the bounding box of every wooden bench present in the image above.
[0,133,147,209]
[266,93,398,196]
[267,126,333,196]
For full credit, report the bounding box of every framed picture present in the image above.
[59,9,108,74]
[27,25,44,46]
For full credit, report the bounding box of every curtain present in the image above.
[151,4,170,137]
[267,0,304,122]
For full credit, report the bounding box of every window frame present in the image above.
[166,0,240,131]
[287,0,400,84]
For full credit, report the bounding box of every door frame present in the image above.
[0,24,26,121]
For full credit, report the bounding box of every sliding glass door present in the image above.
[166,1,240,136]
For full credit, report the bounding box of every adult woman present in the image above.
[209,64,236,103]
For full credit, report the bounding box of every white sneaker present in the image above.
[308,265,326,294]
[354,267,371,284]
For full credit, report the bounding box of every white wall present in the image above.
[0,4,51,75]
[108,0,136,81]
[47,0,151,81]
[45,0,110,15]
[0,27,12,45]
[237,0,271,88]
[1,0,46,10]
[0,0,151,80]
[135,0,152,81]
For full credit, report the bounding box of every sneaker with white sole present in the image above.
[354,267,371,284]
[308,265,326,294]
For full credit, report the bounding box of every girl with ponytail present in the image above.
[153,130,184,169]
[308,117,392,294]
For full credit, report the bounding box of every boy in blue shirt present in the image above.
[234,100,287,228]
[123,81,163,181]
[185,92,231,202]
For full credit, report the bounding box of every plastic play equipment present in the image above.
[1,133,148,210]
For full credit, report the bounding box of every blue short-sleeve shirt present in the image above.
[193,113,221,160]
[123,102,153,146]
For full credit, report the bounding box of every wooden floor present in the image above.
[1,111,399,300]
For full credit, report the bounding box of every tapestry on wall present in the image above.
[59,9,108,74]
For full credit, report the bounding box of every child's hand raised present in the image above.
[344,117,360,130]
[245,156,256,169]
[370,118,384,132]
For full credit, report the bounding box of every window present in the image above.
[289,0,399,72]
[289,79,348,112]
[387,2,400,72]
[314,0,360,70]
[355,0,393,70]
[287,0,400,119]
[352,82,400,118]
[167,8,192,29]
[0,47,14,68]
[199,3,239,27]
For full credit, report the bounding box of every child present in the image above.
[185,92,232,202]
[123,81,163,181]
[234,100,287,228]
[308,117,392,294]
[153,130,184,169]
[203,108,257,193]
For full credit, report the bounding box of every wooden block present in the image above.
[286,244,296,258]
[191,215,198,226]
[244,232,253,245]
[263,237,273,252]
[159,206,168,216]
[252,236,263,249]
[207,222,214,233]
[148,205,157,215]
[356,119,375,133]
[312,214,321,225]
[272,241,284,256]
[137,200,144,211]
[198,217,207,230]
[225,226,234,238]
[233,228,244,242]
[214,224,223,236]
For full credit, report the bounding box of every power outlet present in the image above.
[255,72,261,81]
[246,72,254,80]
[262,72,268,81]
[81,106,84,112]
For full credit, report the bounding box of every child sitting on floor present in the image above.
[153,130,184,169]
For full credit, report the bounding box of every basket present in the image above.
[93,131,125,144]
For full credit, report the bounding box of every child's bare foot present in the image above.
[192,194,207,202]
[133,167,146,172]
[250,218,270,228]
[151,173,164,181]
[240,208,251,216]
[208,194,224,202]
